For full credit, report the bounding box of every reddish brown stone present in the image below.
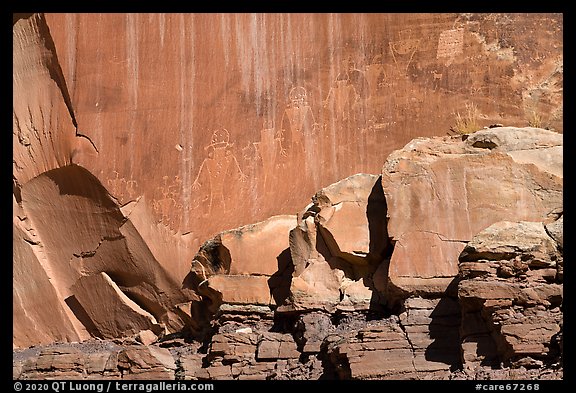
[381,129,562,300]
[14,12,563,357]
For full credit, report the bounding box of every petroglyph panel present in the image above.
[153,175,183,227]
[436,28,465,65]
[192,128,247,214]
[39,13,562,281]
[107,171,139,201]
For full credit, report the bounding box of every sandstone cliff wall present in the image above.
[13,13,562,358]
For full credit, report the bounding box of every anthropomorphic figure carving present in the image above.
[364,54,386,97]
[192,128,247,213]
[324,58,368,122]
[280,86,319,154]
[253,125,286,191]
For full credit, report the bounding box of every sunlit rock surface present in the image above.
[14,13,562,381]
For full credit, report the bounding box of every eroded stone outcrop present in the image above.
[379,127,562,305]
[282,173,390,313]
[15,164,198,347]
[458,219,563,370]
[187,173,390,319]
[321,297,462,380]
[188,215,297,315]
[14,342,178,380]
[15,127,563,380]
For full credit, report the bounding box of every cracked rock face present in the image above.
[13,12,563,381]
[380,128,562,304]
[458,219,563,369]
[284,174,390,313]
[14,164,198,348]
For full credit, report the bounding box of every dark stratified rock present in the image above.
[458,220,563,370]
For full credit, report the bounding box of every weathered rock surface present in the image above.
[15,218,563,381]
[257,333,300,361]
[323,297,461,380]
[327,322,416,380]
[458,219,563,370]
[14,125,563,381]
[41,13,563,256]
[13,220,80,347]
[400,297,462,374]
[118,346,176,380]
[15,163,198,347]
[545,215,563,250]
[194,328,304,380]
[14,11,563,351]
[13,14,200,349]
[15,12,564,284]
[14,341,122,380]
[14,343,177,380]
[294,312,335,353]
[188,215,296,314]
[71,272,161,338]
[282,173,389,312]
[466,127,563,178]
[380,127,562,303]
[13,13,96,347]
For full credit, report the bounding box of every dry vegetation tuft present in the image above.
[451,102,480,134]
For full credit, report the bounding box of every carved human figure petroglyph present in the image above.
[279,86,322,184]
[107,170,139,200]
[431,69,443,91]
[364,55,387,97]
[152,175,183,227]
[253,126,287,190]
[280,86,319,151]
[324,78,358,122]
[389,29,421,75]
[324,58,369,122]
[192,128,247,213]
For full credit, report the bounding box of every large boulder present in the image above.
[379,127,562,303]
[281,173,390,312]
[16,165,197,345]
[189,215,297,312]
[71,273,162,338]
[466,127,563,178]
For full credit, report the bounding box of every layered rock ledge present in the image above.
[15,126,562,380]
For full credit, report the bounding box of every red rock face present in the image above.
[13,13,563,350]
[380,128,562,301]
[42,13,563,279]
